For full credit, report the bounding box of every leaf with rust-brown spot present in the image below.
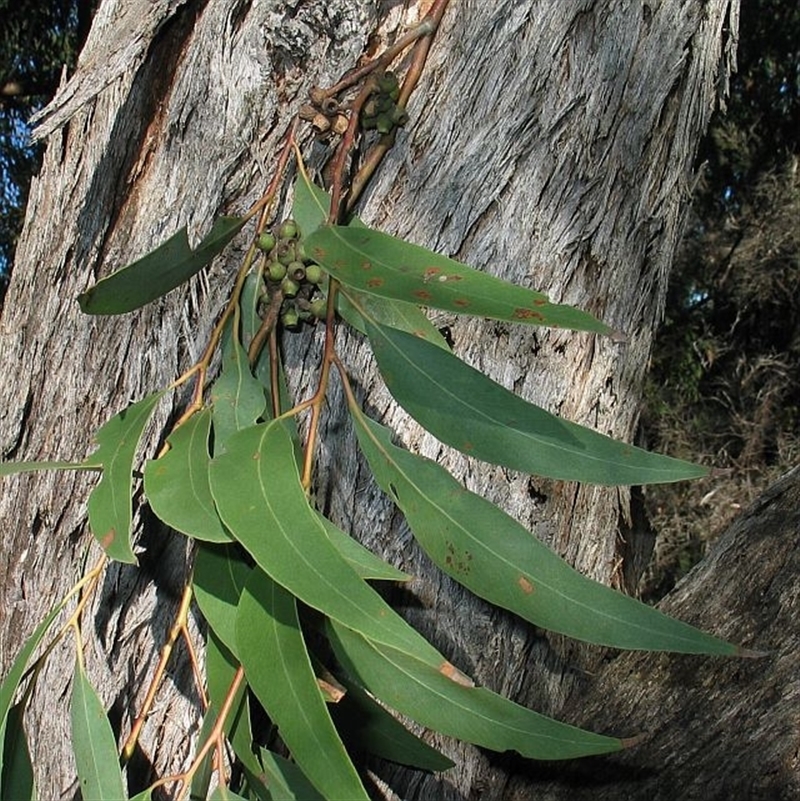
[350,408,738,655]
[328,621,624,760]
[304,225,615,334]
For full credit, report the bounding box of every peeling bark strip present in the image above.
[0,1,741,799]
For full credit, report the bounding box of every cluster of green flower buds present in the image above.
[257,219,327,331]
[360,72,408,135]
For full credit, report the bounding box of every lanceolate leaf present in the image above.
[258,750,325,801]
[352,411,736,655]
[332,678,455,772]
[205,630,242,718]
[304,225,615,335]
[236,569,369,801]
[209,420,443,664]
[338,288,451,351]
[328,621,624,761]
[87,391,165,564]
[203,632,269,800]
[292,163,331,235]
[145,409,230,543]
[70,660,126,801]
[365,319,706,485]
[211,312,267,454]
[292,170,450,350]
[316,512,411,582]
[0,604,64,748]
[0,460,101,477]
[240,270,266,349]
[193,543,252,657]
[189,707,218,801]
[78,216,247,315]
[1,704,35,801]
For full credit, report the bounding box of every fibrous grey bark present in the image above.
[0,1,740,799]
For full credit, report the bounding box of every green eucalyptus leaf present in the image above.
[0,460,101,477]
[305,225,615,335]
[364,319,705,485]
[316,512,411,582]
[228,696,270,801]
[189,706,218,801]
[70,660,126,801]
[205,629,242,714]
[87,391,165,564]
[205,631,264,781]
[328,622,624,761]
[332,679,454,772]
[258,749,325,801]
[0,604,63,747]
[241,270,266,350]
[78,216,247,315]
[209,420,441,663]
[292,166,330,235]
[292,171,450,350]
[352,410,736,655]
[212,312,267,454]
[339,288,450,351]
[144,409,230,543]
[1,704,35,801]
[1,604,63,799]
[202,635,270,799]
[193,543,253,658]
[236,569,369,801]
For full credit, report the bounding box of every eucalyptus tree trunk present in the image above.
[0,1,740,799]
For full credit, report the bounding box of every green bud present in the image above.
[267,261,287,282]
[281,307,301,330]
[257,231,276,252]
[277,219,300,240]
[375,112,394,134]
[288,261,306,282]
[281,276,300,297]
[276,240,297,265]
[390,106,409,126]
[374,94,395,114]
[309,298,328,319]
[304,263,324,284]
[378,71,399,95]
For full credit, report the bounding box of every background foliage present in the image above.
[641,0,800,598]
[0,0,95,291]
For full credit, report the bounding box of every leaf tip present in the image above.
[619,731,650,750]
[735,645,772,659]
